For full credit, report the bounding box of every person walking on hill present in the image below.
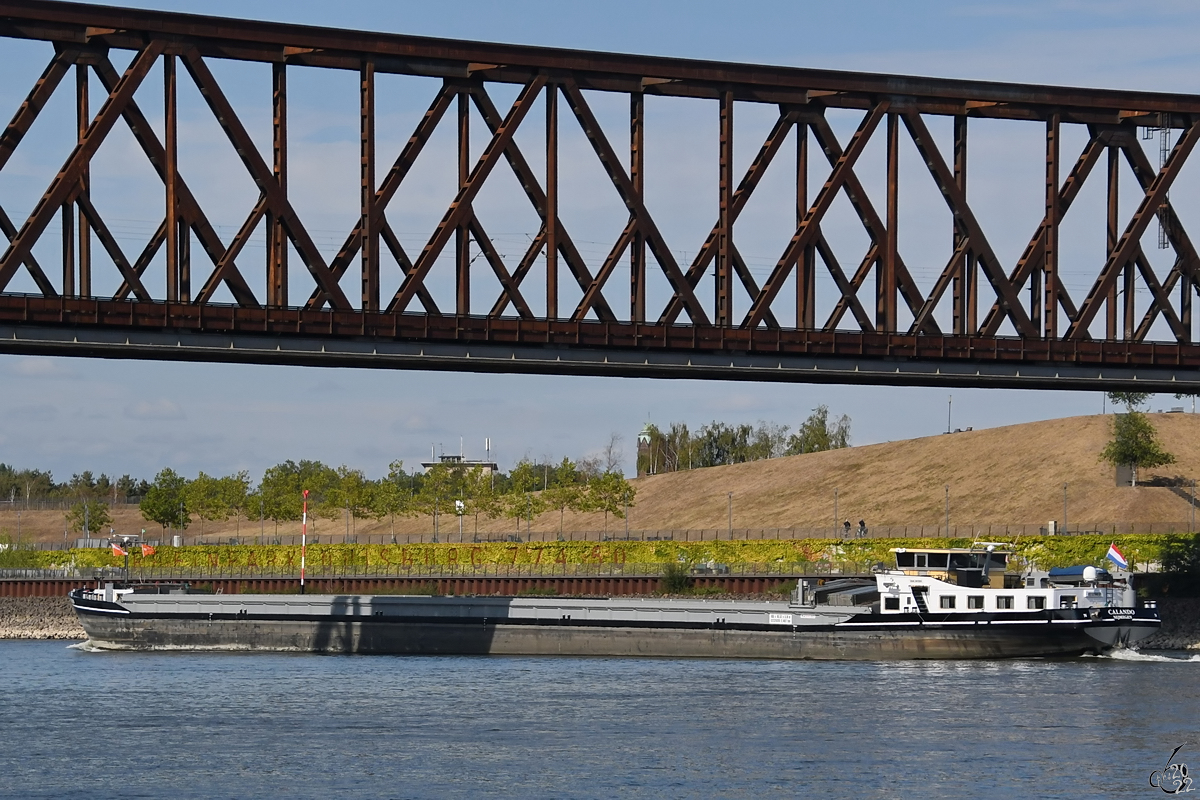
[857,519,867,538]
[843,520,851,537]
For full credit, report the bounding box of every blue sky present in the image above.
[2,0,1200,483]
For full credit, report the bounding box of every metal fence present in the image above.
[0,497,141,512]
[6,521,1198,552]
[32,522,1200,549]
[0,561,872,582]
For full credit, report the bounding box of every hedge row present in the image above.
[1,533,1190,572]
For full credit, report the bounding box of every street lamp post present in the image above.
[944,485,950,534]
[1063,483,1068,534]
[727,492,733,538]
[624,491,629,538]
[834,488,838,534]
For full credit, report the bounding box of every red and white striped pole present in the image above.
[300,489,309,594]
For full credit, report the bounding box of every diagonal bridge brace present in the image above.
[468,82,616,322]
[901,111,1036,338]
[743,102,888,330]
[181,48,350,309]
[560,79,709,326]
[388,76,547,314]
[0,41,164,294]
[1067,119,1200,340]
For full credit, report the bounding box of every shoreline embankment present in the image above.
[0,597,85,640]
[7,595,1200,649]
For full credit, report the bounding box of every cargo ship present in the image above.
[68,544,1159,660]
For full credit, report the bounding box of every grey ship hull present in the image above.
[69,590,1160,660]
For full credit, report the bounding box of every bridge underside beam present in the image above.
[1,2,1200,387]
[1,298,1198,391]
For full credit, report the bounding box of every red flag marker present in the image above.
[111,543,128,557]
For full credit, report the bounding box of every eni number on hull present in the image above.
[70,544,1159,660]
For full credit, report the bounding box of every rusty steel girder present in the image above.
[1,1,1200,389]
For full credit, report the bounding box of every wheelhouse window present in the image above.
[915,554,928,568]
[996,596,1014,609]
[967,596,984,609]
[895,552,914,568]
[939,596,956,609]
[1028,596,1046,610]
[884,597,900,610]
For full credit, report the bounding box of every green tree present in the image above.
[259,460,338,530]
[219,471,252,535]
[326,465,373,534]
[542,457,587,537]
[140,468,191,531]
[0,465,55,502]
[370,460,416,538]
[115,474,144,499]
[586,471,634,535]
[67,499,112,536]
[785,405,851,455]
[68,471,101,500]
[417,463,460,539]
[187,471,229,534]
[503,459,544,533]
[1100,410,1176,486]
[1107,392,1151,412]
[461,466,501,538]
[543,483,584,537]
[752,421,791,459]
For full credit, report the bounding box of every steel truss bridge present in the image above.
[1,1,1200,389]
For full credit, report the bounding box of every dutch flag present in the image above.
[1106,543,1129,571]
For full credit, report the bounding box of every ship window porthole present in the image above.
[885,597,900,610]
[967,596,984,609]
[939,596,956,609]
[996,596,1014,609]
[1028,596,1046,610]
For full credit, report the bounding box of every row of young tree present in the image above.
[637,406,851,475]
[134,457,636,537]
[0,466,149,504]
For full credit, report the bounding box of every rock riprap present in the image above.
[1138,598,1200,650]
[0,597,85,639]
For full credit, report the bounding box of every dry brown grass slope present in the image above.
[4,414,1199,543]
[610,413,1200,530]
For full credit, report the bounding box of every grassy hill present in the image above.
[4,413,1200,543]
[617,413,1200,531]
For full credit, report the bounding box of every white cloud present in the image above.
[124,399,185,421]
[10,357,68,377]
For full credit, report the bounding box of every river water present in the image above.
[1,641,1197,799]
